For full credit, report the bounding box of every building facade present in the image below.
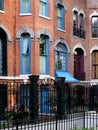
[0,0,98,82]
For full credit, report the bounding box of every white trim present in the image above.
[56,28,66,32]
[54,38,70,53]
[89,11,98,18]
[90,45,98,53]
[39,15,51,20]
[73,42,86,56]
[0,75,29,80]
[39,75,54,80]
[0,10,5,14]
[72,7,78,13]
[79,9,85,18]
[0,75,55,81]
[19,13,32,16]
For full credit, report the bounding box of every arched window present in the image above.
[55,43,67,71]
[20,33,30,74]
[40,35,49,74]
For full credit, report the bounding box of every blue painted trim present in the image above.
[20,85,30,108]
[66,53,68,71]
[46,0,49,17]
[46,37,49,74]
[61,6,65,30]
[40,85,50,114]
[20,36,23,74]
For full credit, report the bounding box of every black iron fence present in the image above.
[0,111,98,130]
[0,76,98,129]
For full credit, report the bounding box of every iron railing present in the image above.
[0,76,98,129]
[73,26,86,39]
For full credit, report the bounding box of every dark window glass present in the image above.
[73,11,78,27]
[0,0,4,11]
[92,16,98,37]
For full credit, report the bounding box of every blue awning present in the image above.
[55,71,79,83]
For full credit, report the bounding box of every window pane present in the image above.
[40,1,46,16]
[56,43,66,52]
[21,34,30,74]
[92,28,98,37]
[57,6,62,29]
[55,43,66,71]
[22,35,29,54]
[57,8,62,17]
[57,18,62,28]
[40,56,46,73]
[21,0,30,13]
[60,53,66,70]
[80,14,84,28]
[55,52,66,71]
[40,35,49,74]
[20,85,30,108]
[92,51,98,78]
[0,0,3,10]
[96,66,98,78]
[73,11,78,26]
[92,17,98,38]
[92,17,98,27]
[23,55,29,73]
[92,52,96,64]
[40,37,46,55]
[57,5,64,30]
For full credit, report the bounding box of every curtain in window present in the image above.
[22,35,29,54]
[21,34,30,74]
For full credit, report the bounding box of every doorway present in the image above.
[74,48,85,80]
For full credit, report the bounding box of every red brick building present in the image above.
[0,0,98,82]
